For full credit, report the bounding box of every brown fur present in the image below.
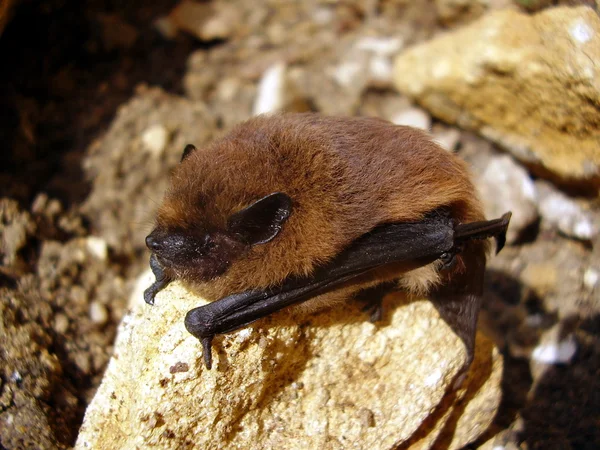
[154,113,487,304]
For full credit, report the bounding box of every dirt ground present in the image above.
[0,1,599,449]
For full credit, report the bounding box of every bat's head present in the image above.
[146,145,293,284]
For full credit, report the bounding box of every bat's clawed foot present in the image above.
[356,282,396,323]
[362,301,384,323]
[143,287,156,306]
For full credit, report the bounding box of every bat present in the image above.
[144,113,511,380]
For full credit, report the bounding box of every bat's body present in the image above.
[145,113,510,379]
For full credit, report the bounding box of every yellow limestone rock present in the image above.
[394,6,600,187]
[76,274,502,449]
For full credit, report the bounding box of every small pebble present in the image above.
[583,267,599,290]
[536,181,597,240]
[390,107,431,130]
[141,124,169,157]
[433,128,461,152]
[532,335,577,364]
[90,301,109,325]
[86,236,108,261]
[54,313,70,334]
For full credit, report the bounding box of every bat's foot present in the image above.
[355,282,397,323]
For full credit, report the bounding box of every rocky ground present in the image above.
[1,1,599,449]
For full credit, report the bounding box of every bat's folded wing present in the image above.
[185,210,511,369]
[185,211,458,369]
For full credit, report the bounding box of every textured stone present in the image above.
[168,0,242,41]
[536,180,598,240]
[476,155,539,243]
[394,7,600,187]
[76,276,502,450]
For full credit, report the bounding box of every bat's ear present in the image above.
[181,144,197,162]
[227,192,292,246]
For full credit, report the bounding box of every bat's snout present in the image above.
[145,233,162,252]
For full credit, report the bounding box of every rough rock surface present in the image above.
[394,6,600,187]
[76,280,502,450]
[476,155,538,244]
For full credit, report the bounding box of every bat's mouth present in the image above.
[184,214,460,369]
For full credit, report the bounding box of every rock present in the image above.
[476,155,538,243]
[141,124,170,157]
[252,62,309,115]
[435,0,488,26]
[535,180,598,241]
[355,36,404,88]
[95,14,138,50]
[0,198,35,271]
[393,7,600,187]
[76,281,502,450]
[488,236,594,319]
[389,106,431,130]
[432,126,461,152]
[168,0,242,41]
[531,326,577,367]
[85,236,108,261]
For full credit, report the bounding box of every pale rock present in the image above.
[253,62,308,115]
[390,107,431,130]
[54,313,70,334]
[329,60,366,89]
[477,155,538,243]
[85,236,108,261]
[89,301,109,325]
[530,324,578,381]
[141,124,169,157]
[536,180,598,240]
[583,267,599,291]
[433,127,461,152]
[394,7,600,187]
[357,36,403,89]
[329,36,403,93]
[76,281,502,450]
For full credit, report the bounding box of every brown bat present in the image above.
[144,113,511,378]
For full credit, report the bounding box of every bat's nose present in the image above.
[145,234,162,252]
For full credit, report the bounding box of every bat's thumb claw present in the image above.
[143,288,155,306]
[201,336,214,370]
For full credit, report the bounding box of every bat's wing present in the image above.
[431,212,511,387]
[185,211,508,369]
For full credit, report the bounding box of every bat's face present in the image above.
[145,226,245,281]
[146,151,293,284]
